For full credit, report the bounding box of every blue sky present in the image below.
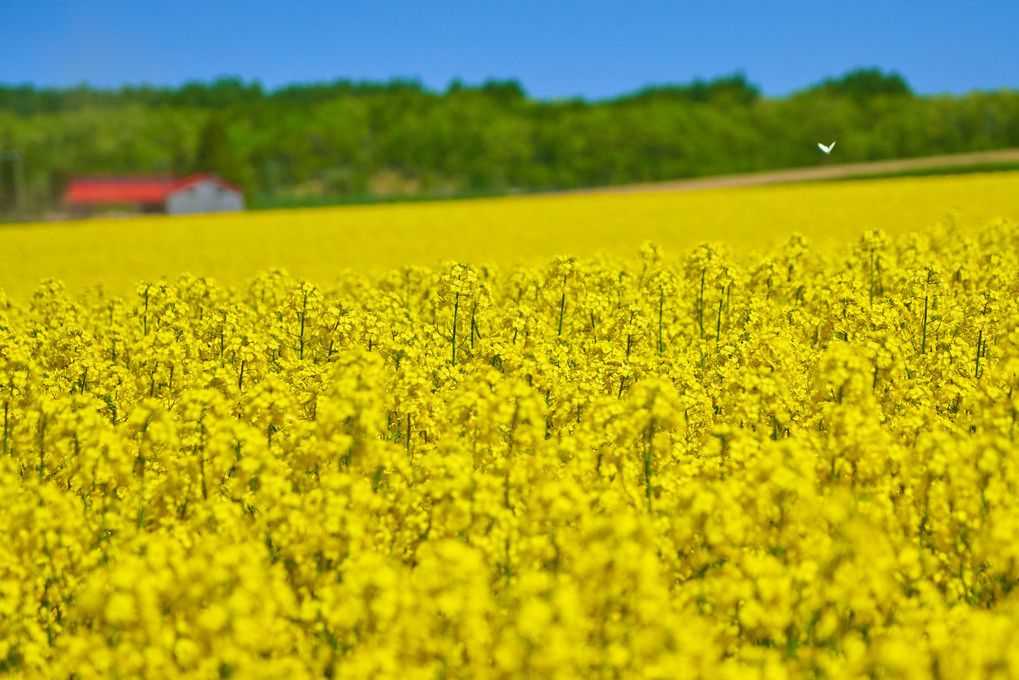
[2,1,1017,99]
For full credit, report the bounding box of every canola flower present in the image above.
[1,214,1019,678]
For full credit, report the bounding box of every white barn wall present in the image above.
[166,180,244,214]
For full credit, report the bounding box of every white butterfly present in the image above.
[818,141,836,154]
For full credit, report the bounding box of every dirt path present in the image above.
[553,148,1019,195]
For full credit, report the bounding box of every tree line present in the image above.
[1,68,1017,214]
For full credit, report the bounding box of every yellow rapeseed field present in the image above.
[1,170,1019,299]
[1,172,1019,678]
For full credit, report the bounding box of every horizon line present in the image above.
[3,70,1015,104]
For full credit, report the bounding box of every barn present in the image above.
[165,174,245,214]
[63,174,244,215]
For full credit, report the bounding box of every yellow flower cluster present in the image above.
[2,216,1019,678]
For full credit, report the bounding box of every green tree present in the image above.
[192,114,249,189]
[815,68,912,99]
[0,132,18,212]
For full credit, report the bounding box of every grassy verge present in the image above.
[248,187,521,210]
[824,162,1019,183]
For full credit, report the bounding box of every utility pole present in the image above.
[1,150,25,220]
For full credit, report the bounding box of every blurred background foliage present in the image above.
[1,68,1018,215]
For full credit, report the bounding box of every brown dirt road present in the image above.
[552,148,1019,195]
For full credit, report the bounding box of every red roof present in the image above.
[64,174,243,205]
[64,177,176,205]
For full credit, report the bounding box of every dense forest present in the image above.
[1,68,1018,214]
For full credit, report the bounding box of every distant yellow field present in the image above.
[1,171,1019,301]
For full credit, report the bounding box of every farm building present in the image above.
[64,174,244,215]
